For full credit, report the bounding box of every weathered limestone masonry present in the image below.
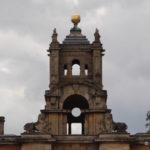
[0,14,150,150]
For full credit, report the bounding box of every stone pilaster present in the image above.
[80,64,85,77]
[67,64,72,77]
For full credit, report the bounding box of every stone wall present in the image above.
[53,143,98,150]
[99,143,130,150]
[0,139,150,150]
[131,145,150,150]
[21,143,51,150]
[0,145,20,150]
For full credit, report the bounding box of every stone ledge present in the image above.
[130,133,150,144]
[0,135,20,144]
[54,135,97,143]
[95,133,130,142]
[20,134,56,143]
[41,109,111,113]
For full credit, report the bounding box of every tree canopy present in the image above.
[146,111,150,133]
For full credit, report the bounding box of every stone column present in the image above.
[82,122,85,134]
[0,116,5,135]
[68,123,71,134]
[80,64,85,77]
[67,64,72,77]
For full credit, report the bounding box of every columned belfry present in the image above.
[22,14,129,150]
[30,14,115,135]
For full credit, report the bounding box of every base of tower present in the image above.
[0,133,150,150]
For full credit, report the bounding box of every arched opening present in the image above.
[63,94,89,135]
[72,59,80,76]
[63,94,89,109]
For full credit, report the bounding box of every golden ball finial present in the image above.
[71,14,80,25]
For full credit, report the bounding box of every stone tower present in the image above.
[22,14,129,150]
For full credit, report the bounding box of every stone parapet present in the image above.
[95,133,130,150]
[21,134,56,143]
[95,133,130,142]
[54,135,96,143]
[131,133,150,145]
[21,134,55,150]
[0,135,20,144]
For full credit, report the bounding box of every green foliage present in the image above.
[146,111,150,133]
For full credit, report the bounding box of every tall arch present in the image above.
[63,94,89,135]
[72,59,80,76]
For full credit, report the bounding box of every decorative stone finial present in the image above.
[52,28,58,42]
[70,14,81,32]
[94,28,100,42]
[71,13,80,25]
[93,28,105,54]
[48,28,60,52]
[53,28,57,34]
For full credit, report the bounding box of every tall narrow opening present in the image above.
[71,123,82,134]
[72,59,80,76]
[85,64,88,76]
[63,94,89,135]
[64,64,68,76]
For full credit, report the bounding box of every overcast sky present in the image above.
[0,0,150,135]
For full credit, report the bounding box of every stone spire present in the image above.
[94,28,100,43]
[52,28,58,43]
[93,28,104,53]
[48,28,60,52]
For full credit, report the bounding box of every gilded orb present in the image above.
[71,14,80,24]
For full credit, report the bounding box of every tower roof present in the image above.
[63,14,89,44]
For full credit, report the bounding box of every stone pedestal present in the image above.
[0,117,5,135]
[100,143,130,150]
[21,134,55,150]
[96,133,130,150]
[22,143,51,150]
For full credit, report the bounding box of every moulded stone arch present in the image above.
[72,59,80,65]
[63,94,89,109]
[60,84,93,109]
